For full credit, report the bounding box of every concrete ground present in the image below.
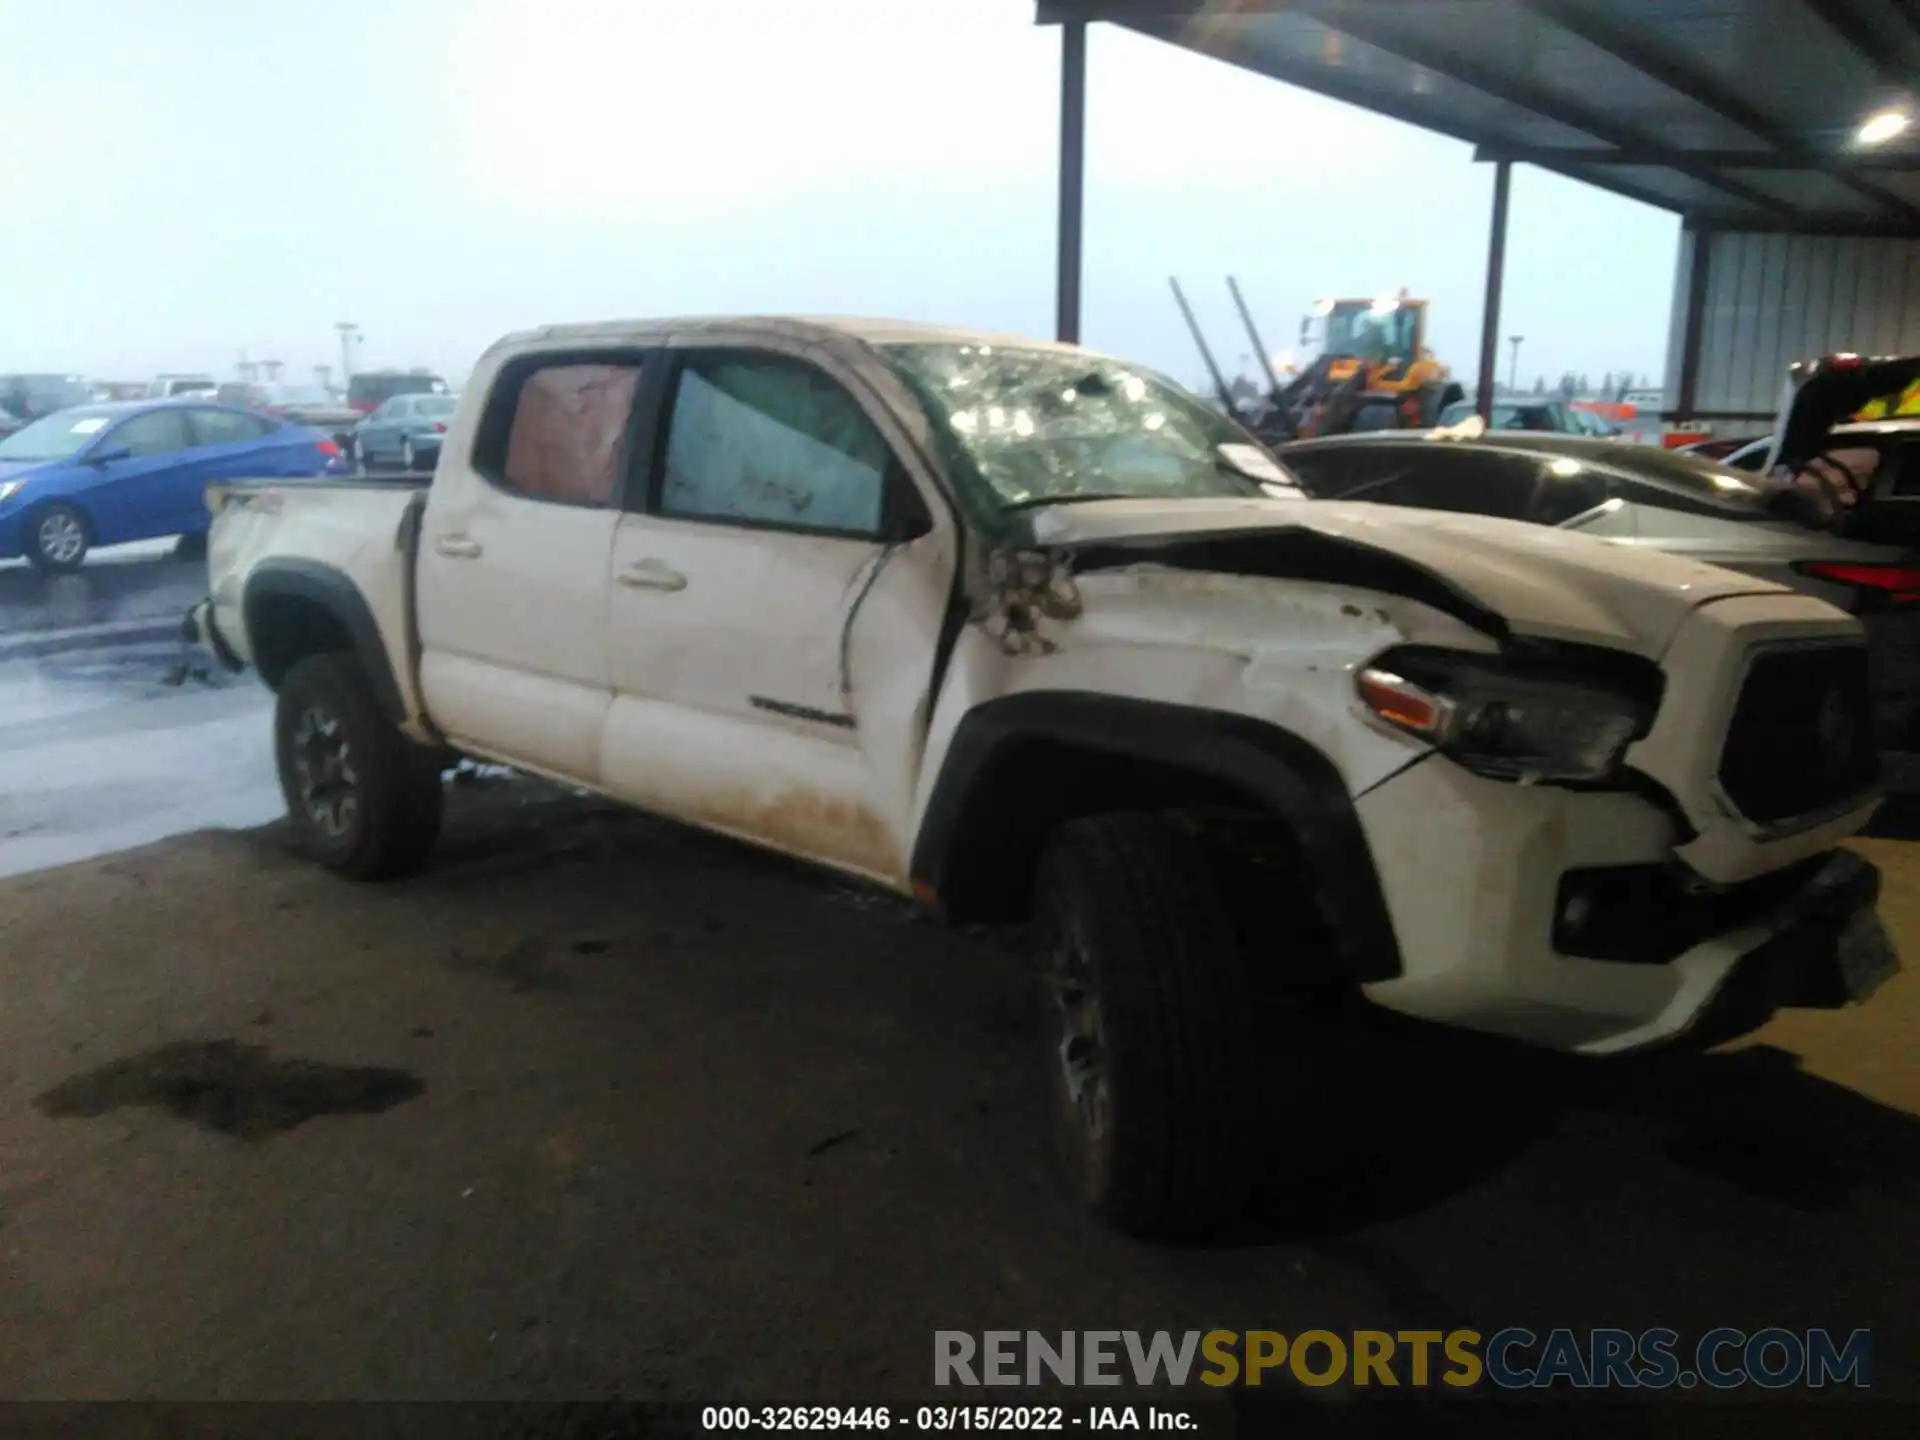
[0,777,1916,1406]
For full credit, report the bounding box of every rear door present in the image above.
[79,408,200,543]
[415,351,651,783]
[600,343,951,883]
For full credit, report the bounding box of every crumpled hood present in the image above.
[1022,497,1790,658]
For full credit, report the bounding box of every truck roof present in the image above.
[486,315,1095,358]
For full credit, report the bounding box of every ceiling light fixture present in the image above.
[1857,108,1911,146]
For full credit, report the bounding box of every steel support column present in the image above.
[1475,159,1512,421]
[1674,225,1714,422]
[1056,20,1087,344]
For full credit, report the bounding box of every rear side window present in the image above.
[189,408,273,446]
[475,359,643,508]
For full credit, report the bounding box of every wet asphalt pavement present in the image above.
[0,547,282,878]
[0,545,1916,1415]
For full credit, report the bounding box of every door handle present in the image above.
[435,536,483,560]
[618,559,687,592]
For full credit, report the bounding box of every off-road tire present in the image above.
[274,651,443,880]
[1034,811,1260,1238]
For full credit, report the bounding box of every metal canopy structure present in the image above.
[1036,0,1920,422]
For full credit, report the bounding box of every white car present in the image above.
[185,317,1898,1238]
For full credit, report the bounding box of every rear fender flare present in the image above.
[243,560,403,722]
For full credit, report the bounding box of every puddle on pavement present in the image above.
[34,1039,424,1138]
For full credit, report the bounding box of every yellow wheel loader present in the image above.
[1171,278,1465,443]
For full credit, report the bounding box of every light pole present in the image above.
[335,322,362,385]
[1507,335,1524,394]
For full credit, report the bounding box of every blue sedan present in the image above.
[0,399,348,571]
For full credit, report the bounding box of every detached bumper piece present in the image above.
[1682,851,1899,1050]
[182,600,245,673]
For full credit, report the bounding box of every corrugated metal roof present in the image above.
[1037,0,1920,236]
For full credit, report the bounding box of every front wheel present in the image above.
[274,651,444,880]
[1034,811,1260,1239]
[27,503,90,573]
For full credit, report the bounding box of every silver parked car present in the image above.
[1278,364,1920,792]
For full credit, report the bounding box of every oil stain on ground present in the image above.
[34,1039,423,1139]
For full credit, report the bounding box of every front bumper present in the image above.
[1353,758,1899,1054]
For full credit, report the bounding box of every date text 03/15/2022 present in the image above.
[701,1406,1194,1431]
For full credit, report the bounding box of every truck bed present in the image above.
[203,476,430,731]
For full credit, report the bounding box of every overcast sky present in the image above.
[0,0,1679,392]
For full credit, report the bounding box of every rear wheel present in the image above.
[27,503,90,573]
[1034,812,1260,1238]
[274,652,443,879]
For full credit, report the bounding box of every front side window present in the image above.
[1311,446,1542,521]
[883,342,1273,512]
[658,353,891,535]
[489,360,641,507]
[105,408,195,458]
[1274,443,1391,500]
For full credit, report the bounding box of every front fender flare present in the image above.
[911,691,1404,984]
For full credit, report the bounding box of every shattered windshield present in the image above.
[883,342,1287,511]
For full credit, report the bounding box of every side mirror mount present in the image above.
[879,459,934,544]
[89,445,132,467]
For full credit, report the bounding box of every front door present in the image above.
[602,345,952,884]
[80,407,201,544]
[415,355,650,783]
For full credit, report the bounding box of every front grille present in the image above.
[1718,644,1879,827]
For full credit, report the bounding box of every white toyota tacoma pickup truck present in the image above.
[187,317,1900,1237]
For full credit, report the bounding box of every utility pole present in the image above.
[1507,335,1524,394]
[335,321,362,385]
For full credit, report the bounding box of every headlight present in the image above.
[0,480,24,504]
[1355,645,1662,784]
